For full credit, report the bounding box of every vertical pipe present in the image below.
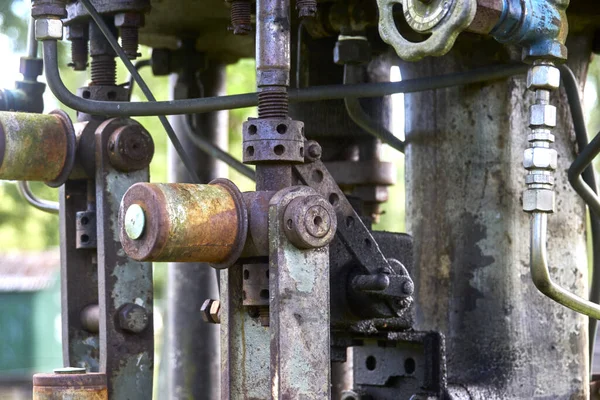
[165,61,227,400]
[401,35,591,398]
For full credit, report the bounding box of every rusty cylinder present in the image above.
[119,179,248,268]
[0,110,75,186]
[33,372,107,400]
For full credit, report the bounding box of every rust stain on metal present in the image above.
[467,0,504,34]
[0,111,68,181]
[33,373,108,400]
[120,181,246,263]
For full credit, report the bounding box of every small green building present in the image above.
[0,250,62,399]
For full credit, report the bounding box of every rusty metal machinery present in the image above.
[0,0,599,398]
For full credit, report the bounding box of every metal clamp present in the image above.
[377,0,476,61]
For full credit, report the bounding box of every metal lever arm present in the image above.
[377,0,477,61]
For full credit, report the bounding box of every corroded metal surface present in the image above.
[0,111,74,183]
[401,36,590,398]
[269,186,332,399]
[119,180,247,266]
[94,118,154,400]
[221,262,271,400]
[33,372,108,400]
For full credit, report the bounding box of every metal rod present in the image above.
[17,181,59,214]
[561,63,600,370]
[77,0,202,184]
[344,64,405,153]
[530,212,600,319]
[42,40,527,117]
[27,17,39,59]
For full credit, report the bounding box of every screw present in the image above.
[124,204,146,240]
[108,125,155,172]
[230,0,252,35]
[296,0,317,18]
[306,141,322,161]
[117,303,149,333]
[201,299,221,324]
[54,367,86,374]
[91,54,116,86]
[115,13,144,60]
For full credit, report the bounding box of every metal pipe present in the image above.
[17,181,59,214]
[77,0,202,184]
[530,212,600,319]
[343,64,405,153]
[42,39,527,116]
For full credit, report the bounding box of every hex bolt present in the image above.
[201,299,221,324]
[306,141,322,161]
[124,204,146,240]
[108,125,155,172]
[230,0,252,35]
[115,13,145,60]
[66,25,89,71]
[117,303,149,334]
[296,0,317,18]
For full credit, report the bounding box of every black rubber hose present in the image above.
[42,40,528,117]
[561,64,600,372]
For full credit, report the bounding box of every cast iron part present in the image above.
[76,210,97,249]
[117,303,150,334]
[283,194,337,249]
[243,118,305,164]
[33,370,108,400]
[107,123,154,172]
[229,0,253,35]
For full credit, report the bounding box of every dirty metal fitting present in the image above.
[283,194,337,249]
[229,0,253,35]
[466,0,504,35]
[119,179,248,268]
[243,118,305,164]
[296,0,317,18]
[256,0,291,117]
[66,24,89,71]
[89,22,117,86]
[80,304,100,333]
[243,263,269,327]
[201,299,221,324]
[115,13,145,60]
[0,110,75,187]
[33,369,107,400]
[489,0,569,62]
[31,0,67,19]
[117,303,150,334]
[522,61,559,214]
[107,123,154,172]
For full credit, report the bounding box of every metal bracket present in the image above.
[269,185,332,399]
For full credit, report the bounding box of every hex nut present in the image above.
[529,104,557,128]
[523,189,555,213]
[35,19,63,40]
[114,13,145,28]
[117,303,149,334]
[65,24,88,40]
[201,299,221,324]
[523,148,557,171]
[527,65,561,91]
[334,38,371,65]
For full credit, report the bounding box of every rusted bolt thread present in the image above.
[259,306,269,326]
[296,0,317,18]
[120,26,139,60]
[258,88,288,119]
[230,0,252,35]
[70,39,88,71]
[91,55,116,86]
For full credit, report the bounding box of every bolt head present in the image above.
[527,65,561,91]
[66,24,88,40]
[523,189,555,213]
[114,13,145,28]
[35,19,63,40]
[334,38,371,65]
[306,142,322,161]
[108,125,154,172]
[523,147,557,171]
[303,205,331,238]
[201,299,221,324]
[529,104,557,128]
[125,204,146,240]
[117,303,149,333]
